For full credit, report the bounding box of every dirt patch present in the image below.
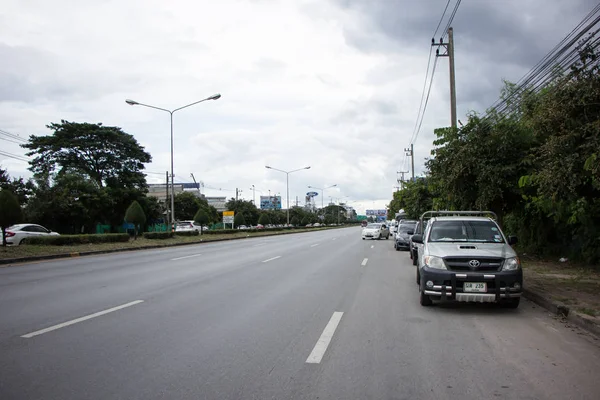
[523,259,600,319]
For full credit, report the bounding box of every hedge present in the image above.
[143,231,175,240]
[23,233,130,246]
[174,230,200,237]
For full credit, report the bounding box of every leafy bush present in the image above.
[175,230,200,237]
[143,232,174,240]
[23,233,130,245]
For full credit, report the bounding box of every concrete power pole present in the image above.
[397,170,408,189]
[404,144,415,182]
[433,27,458,129]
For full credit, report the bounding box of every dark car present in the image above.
[394,221,416,251]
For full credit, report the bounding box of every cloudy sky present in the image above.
[0,0,596,214]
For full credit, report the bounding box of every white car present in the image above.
[361,223,390,240]
[175,220,204,232]
[5,224,60,245]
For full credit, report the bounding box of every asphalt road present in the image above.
[1,227,599,400]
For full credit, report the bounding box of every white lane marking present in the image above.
[311,243,320,247]
[262,256,281,263]
[306,311,344,364]
[370,245,374,249]
[21,300,144,338]
[361,258,368,266]
[332,237,337,240]
[171,253,203,261]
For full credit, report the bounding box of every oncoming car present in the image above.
[361,223,390,240]
[412,211,522,308]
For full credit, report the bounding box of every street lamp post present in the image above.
[307,184,337,209]
[125,94,221,231]
[265,165,311,225]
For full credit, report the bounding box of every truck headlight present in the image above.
[502,257,521,271]
[424,256,446,270]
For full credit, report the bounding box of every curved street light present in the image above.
[265,165,311,225]
[125,94,221,231]
[307,184,337,209]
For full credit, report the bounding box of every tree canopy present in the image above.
[0,190,22,246]
[22,120,151,189]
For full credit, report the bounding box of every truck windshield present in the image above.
[428,220,504,243]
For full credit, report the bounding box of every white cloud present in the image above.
[0,0,593,214]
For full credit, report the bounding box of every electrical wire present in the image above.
[443,0,462,36]
[412,56,439,144]
[433,0,452,39]
[0,129,27,143]
[0,150,29,162]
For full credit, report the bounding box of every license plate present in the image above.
[464,282,487,293]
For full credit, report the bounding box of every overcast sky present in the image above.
[0,0,596,214]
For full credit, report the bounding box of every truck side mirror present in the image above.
[411,234,423,244]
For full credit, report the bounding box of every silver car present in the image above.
[412,211,522,308]
[361,223,390,240]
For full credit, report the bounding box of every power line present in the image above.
[410,47,434,145]
[0,129,27,142]
[0,150,29,162]
[412,56,440,144]
[443,0,462,36]
[0,136,23,145]
[433,0,452,39]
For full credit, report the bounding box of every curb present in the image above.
[0,227,347,267]
[522,287,600,337]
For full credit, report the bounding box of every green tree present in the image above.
[258,213,270,225]
[124,200,146,239]
[300,216,309,226]
[0,168,35,205]
[290,215,299,226]
[0,190,22,246]
[22,121,151,189]
[174,192,204,220]
[138,196,163,225]
[194,209,209,234]
[225,198,260,226]
[234,212,246,227]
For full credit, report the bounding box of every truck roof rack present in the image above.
[419,210,498,221]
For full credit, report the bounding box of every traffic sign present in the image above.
[223,211,234,217]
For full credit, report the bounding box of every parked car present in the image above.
[361,223,390,240]
[394,221,417,251]
[4,224,60,245]
[412,211,521,308]
[176,220,203,232]
[409,220,428,265]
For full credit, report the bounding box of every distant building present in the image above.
[205,196,227,212]
[147,184,185,202]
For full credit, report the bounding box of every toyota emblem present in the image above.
[468,259,481,268]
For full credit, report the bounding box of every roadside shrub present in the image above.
[143,232,174,240]
[23,234,130,245]
[175,230,200,237]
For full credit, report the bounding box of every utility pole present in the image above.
[404,144,415,182]
[165,171,170,227]
[397,170,408,189]
[236,188,242,201]
[250,185,256,205]
[432,27,457,129]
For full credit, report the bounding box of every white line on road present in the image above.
[361,258,368,266]
[21,300,144,338]
[332,237,337,240]
[311,243,320,247]
[306,311,344,364]
[370,245,374,249]
[262,256,281,263]
[171,253,203,261]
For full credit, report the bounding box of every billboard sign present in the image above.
[366,209,387,216]
[260,196,282,210]
[223,211,234,217]
[306,192,319,197]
